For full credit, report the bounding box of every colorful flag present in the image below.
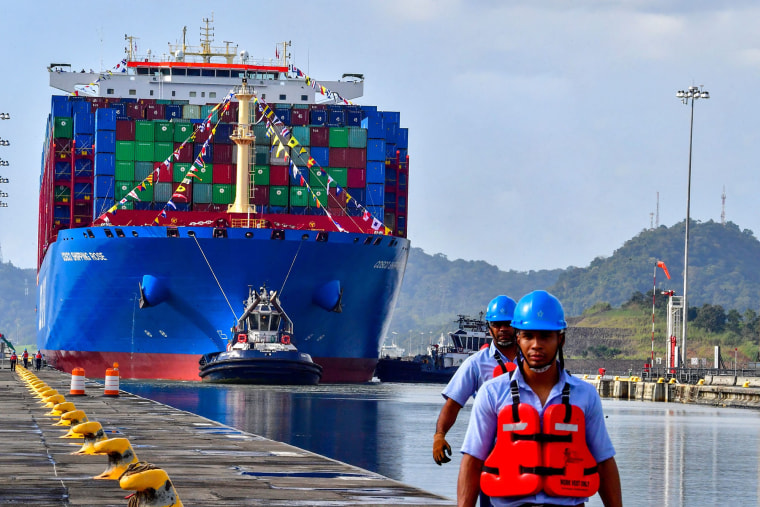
[362,210,370,222]
[371,218,382,231]
[307,157,316,168]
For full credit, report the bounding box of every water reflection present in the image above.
[121,382,760,505]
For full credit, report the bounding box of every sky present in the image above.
[1,1,758,272]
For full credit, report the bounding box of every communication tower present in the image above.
[721,186,726,225]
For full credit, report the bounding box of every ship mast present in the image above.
[169,15,238,64]
[228,79,256,214]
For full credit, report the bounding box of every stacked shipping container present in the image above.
[43,95,408,238]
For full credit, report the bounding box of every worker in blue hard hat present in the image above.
[433,295,519,467]
[458,290,622,506]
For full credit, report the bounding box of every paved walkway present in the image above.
[0,366,453,506]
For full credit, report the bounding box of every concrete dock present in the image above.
[0,366,453,506]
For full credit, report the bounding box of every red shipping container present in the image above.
[213,164,234,184]
[329,148,348,167]
[213,144,233,164]
[145,104,165,120]
[291,109,308,126]
[347,168,366,188]
[54,139,72,157]
[154,162,173,184]
[270,165,289,186]
[252,185,269,205]
[138,98,157,105]
[174,142,194,163]
[310,127,329,147]
[328,188,346,210]
[218,102,239,122]
[116,120,136,141]
[127,103,146,120]
[346,148,367,169]
[172,181,192,203]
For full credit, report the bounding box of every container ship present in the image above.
[37,23,410,382]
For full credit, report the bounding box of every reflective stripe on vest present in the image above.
[480,380,599,498]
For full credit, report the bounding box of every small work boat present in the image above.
[199,285,323,385]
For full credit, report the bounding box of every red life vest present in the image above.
[10,354,17,360]
[492,351,516,378]
[23,351,28,359]
[36,352,42,359]
[481,380,599,498]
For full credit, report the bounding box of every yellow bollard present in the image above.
[657,378,665,383]
[55,409,88,428]
[119,462,183,507]
[48,401,76,417]
[70,421,108,454]
[743,380,751,388]
[92,438,138,480]
[697,379,705,385]
[42,394,66,408]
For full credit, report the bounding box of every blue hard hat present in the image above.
[512,290,567,331]
[485,295,517,322]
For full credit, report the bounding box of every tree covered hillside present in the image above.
[551,220,760,315]
[388,248,562,335]
[0,261,37,347]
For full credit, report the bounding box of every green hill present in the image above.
[0,261,37,349]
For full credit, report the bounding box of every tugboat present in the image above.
[199,285,323,385]
[374,314,490,383]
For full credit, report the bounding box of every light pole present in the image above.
[676,85,709,368]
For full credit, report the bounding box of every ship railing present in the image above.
[231,218,269,229]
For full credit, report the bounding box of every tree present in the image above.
[692,304,726,333]
[726,309,743,334]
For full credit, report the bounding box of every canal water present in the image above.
[120,381,760,506]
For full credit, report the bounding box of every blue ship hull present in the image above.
[37,225,408,382]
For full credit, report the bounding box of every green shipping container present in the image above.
[201,105,218,123]
[269,186,289,207]
[117,201,134,211]
[329,167,347,188]
[154,142,174,162]
[289,186,309,207]
[136,181,154,201]
[135,121,155,142]
[183,105,201,119]
[54,185,70,202]
[135,142,154,162]
[312,188,328,208]
[173,123,193,142]
[173,163,193,183]
[347,127,368,148]
[115,141,135,161]
[292,126,310,146]
[134,161,154,180]
[212,184,233,204]
[115,161,135,181]
[253,123,268,141]
[154,122,174,142]
[310,167,346,188]
[193,183,212,203]
[54,117,73,139]
[115,181,133,200]
[195,163,213,184]
[251,165,270,185]
[254,145,270,165]
[328,127,349,148]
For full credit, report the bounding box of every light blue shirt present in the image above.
[442,342,513,407]
[461,365,616,507]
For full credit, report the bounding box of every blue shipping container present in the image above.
[361,115,384,138]
[112,103,127,119]
[54,161,71,180]
[327,109,345,127]
[71,100,91,116]
[74,134,93,152]
[348,187,365,204]
[74,182,93,200]
[214,123,234,144]
[73,112,94,135]
[382,111,401,124]
[310,146,330,167]
[385,142,398,159]
[194,143,213,163]
[366,184,385,206]
[274,108,291,125]
[95,131,116,153]
[94,175,115,199]
[52,96,72,118]
[366,205,384,220]
[367,139,386,161]
[290,168,309,186]
[310,109,327,126]
[165,104,182,120]
[74,158,93,177]
[94,153,115,176]
[346,110,362,127]
[366,161,385,184]
[396,128,408,149]
[95,108,117,131]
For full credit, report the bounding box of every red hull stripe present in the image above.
[45,350,377,383]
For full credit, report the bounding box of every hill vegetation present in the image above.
[0,261,37,349]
